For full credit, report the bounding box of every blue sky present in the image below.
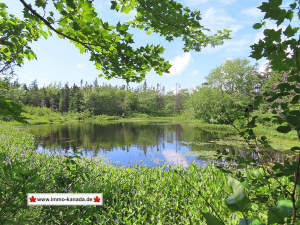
[3,0,265,90]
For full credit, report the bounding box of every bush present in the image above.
[128,112,150,118]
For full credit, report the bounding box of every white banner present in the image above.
[27,193,103,206]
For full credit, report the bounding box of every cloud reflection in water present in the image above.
[162,150,189,168]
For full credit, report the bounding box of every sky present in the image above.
[2,0,266,91]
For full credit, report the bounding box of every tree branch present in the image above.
[19,0,93,51]
[18,0,120,78]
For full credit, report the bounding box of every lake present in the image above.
[27,122,256,167]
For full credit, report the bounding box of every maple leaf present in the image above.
[29,196,36,202]
[94,196,101,202]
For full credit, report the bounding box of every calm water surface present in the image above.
[28,122,239,167]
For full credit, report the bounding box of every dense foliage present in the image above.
[186,58,270,124]
[1,78,189,118]
[0,0,230,82]
[203,0,300,224]
[1,57,283,125]
[0,0,229,121]
[0,56,284,124]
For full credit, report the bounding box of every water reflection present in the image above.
[162,150,189,168]
[27,122,286,167]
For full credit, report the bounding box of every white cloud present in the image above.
[167,52,192,75]
[162,150,189,168]
[224,39,250,53]
[202,7,241,34]
[229,24,243,33]
[202,38,250,54]
[185,0,209,5]
[223,39,250,53]
[241,7,263,18]
[191,69,200,75]
[76,63,85,69]
[203,8,235,26]
[219,0,236,5]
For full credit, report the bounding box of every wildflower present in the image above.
[232,214,236,220]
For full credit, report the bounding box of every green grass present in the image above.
[181,121,235,133]
[213,134,299,151]
[82,113,175,125]
[178,120,298,151]
[0,106,90,125]
[254,125,298,140]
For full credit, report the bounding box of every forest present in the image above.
[2,58,274,124]
[0,0,299,224]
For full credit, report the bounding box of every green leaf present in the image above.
[0,3,7,8]
[40,30,48,39]
[72,21,80,30]
[290,3,297,9]
[284,25,299,37]
[254,95,263,107]
[46,16,54,24]
[276,125,291,133]
[268,200,293,224]
[263,29,281,42]
[121,5,132,14]
[286,115,300,127]
[110,1,118,10]
[291,146,300,152]
[225,177,250,212]
[250,41,264,60]
[248,116,257,128]
[239,218,265,225]
[54,2,64,11]
[291,95,299,104]
[66,0,76,9]
[203,213,225,225]
[103,22,109,30]
[253,23,262,29]
[35,0,47,8]
[277,82,291,91]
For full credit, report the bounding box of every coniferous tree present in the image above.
[69,84,83,112]
[58,83,70,113]
[28,80,40,106]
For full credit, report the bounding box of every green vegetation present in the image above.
[210,0,300,223]
[1,103,297,151]
[0,78,189,119]
[186,59,259,124]
[214,134,299,152]
[0,0,299,223]
[0,126,228,224]
[0,0,230,120]
[0,126,294,224]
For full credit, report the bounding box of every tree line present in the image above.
[2,77,189,117]
[1,58,280,123]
